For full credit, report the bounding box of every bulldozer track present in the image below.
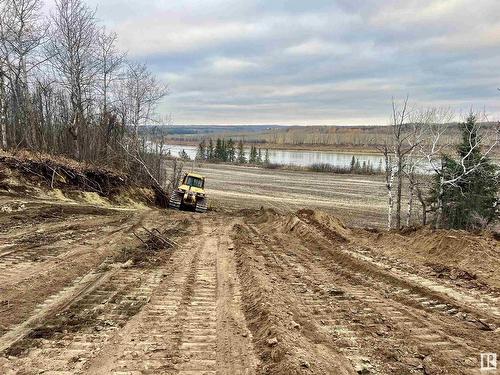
[0,199,497,375]
[2,266,164,373]
[238,222,498,374]
[83,218,256,374]
[292,217,500,325]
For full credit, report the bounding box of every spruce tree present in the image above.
[350,155,356,171]
[196,139,206,160]
[257,148,263,164]
[237,140,246,163]
[207,138,214,160]
[354,158,361,171]
[215,138,223,160]
[264,149,270,164]
[179,149,190,160]
[432,114,498,229]
[249,145,257,163]
[227,138,236,162]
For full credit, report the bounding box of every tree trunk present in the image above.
[395,150,403,229]
[406,180,414,227]
[384,148,394,230]
[0,73,6,149]
[69,113,81,160]
[435,175,444,229]
[415,186,427,226]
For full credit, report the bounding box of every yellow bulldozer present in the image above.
[168,172,208,213]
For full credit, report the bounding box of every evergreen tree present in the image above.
[227,138,236,162]
[221,139,227,161]
[350,155,356,171]
[215,138,224,161]
[354,158,361,171]
[179,149,190,160]
[257,148,263,164]
[264,149,270,164]
[196,139,206,160]
[432,114,499,229]
[237,140,246,163]
[249,145,258,163]
[207,138,214,160]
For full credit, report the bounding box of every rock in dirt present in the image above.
[328,287,345,296]
[291,320,301,329]
[354,357,373,374]
[299,359,311,368]
[267,337,278,347]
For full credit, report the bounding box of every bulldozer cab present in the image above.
[183,173,204,189]
[169,172,208,213]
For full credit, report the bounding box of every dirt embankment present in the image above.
[231,208,499,374]
[354,227,500,290]
[0,150,157,208]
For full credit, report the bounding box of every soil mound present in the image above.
[370,228,500,288]
[296,209,351,242]
[0,150,155,207]
[0,151,126,195]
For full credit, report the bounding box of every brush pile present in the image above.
[0,150,128,197]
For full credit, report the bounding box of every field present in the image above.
[192,163,388,227]
[0,157,499,374]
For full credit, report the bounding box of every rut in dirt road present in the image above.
[1,203,498,375]
[85,217,258,375]
[230,210,500,375]
[0,214,259,375]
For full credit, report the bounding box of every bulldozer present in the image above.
[168,172,208,213]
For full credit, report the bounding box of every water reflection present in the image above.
[163,144,384,169]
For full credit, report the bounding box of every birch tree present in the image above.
[48,0,99,159]
[422,113,499,228]
[0,0,46,148]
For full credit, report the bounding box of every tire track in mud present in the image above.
[243,224,383,374]
[85,217,257,375]
[297,214,500,326]
[241,221,496,374]
[88,244,200,374]
[0,215,134,287]
[0,209,189,374]
[1,267,164,374]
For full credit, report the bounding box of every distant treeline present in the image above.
[195,138,270,165]
[150,123,498,151]
[195,138,382,175]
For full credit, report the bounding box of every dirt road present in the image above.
[0,195,498,374]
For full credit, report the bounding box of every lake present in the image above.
[164,144,385,169]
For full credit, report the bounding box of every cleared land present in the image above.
[193,163,387,227]
[0,159,498,374]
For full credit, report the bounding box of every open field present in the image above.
[192,163,388,228]
[0,158,499,374]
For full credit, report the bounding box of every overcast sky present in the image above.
[84,0,500,125]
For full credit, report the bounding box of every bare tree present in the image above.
[390,96,413,230]
[381,144,396,230]
[420,112,499,228]
[118,62,168,139]
[96,27,124,115]
[0,0,47,148]
[48,0,98,159]
[404,107,454,226]
[95,27,124,156]
[0,59,6,149]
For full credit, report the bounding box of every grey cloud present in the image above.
[83,0,500,124]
